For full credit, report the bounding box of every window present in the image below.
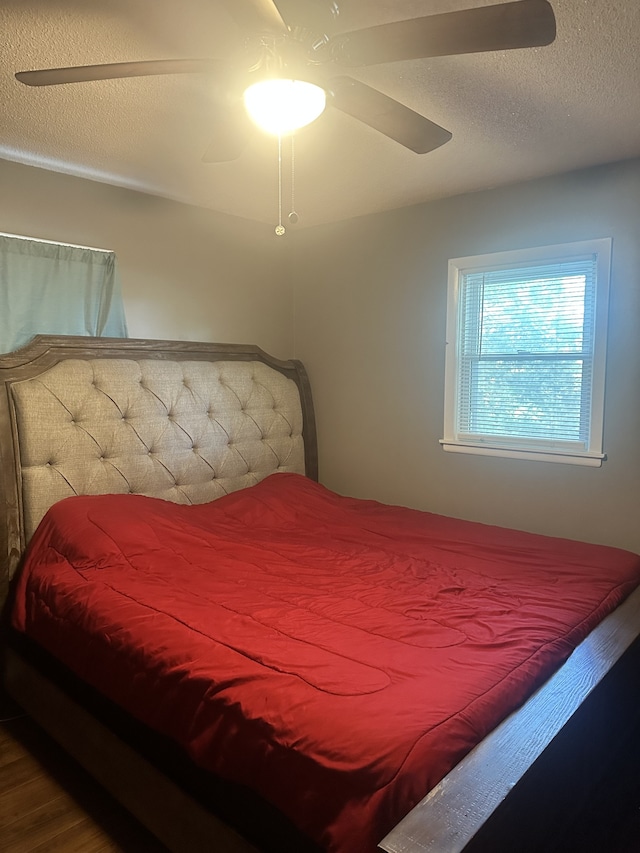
[442,239,611,466]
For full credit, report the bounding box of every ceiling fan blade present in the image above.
[270,0,341,33]
[202,104,254,163]
[329,76,452,154]
[15,59,225,87]
[219,0,287,33]
[333,0,556,66]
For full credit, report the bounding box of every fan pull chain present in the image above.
[288,134,298,225]
[275,133,285,236]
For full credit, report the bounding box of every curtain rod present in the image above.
[0,231,112,254]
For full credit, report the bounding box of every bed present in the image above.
[1,334,640,853]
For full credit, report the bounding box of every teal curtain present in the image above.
[0,233,128,353]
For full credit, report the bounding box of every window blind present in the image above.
[457,256,598,449]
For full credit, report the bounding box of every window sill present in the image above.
[439,440,605,467]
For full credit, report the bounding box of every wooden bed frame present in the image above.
[1,335,640,853]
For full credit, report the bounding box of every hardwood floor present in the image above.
[0,699,167,853]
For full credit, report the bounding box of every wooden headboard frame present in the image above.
[0,334,318,612]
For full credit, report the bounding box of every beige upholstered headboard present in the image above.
[0,336,317,610]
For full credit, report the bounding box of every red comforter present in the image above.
[12,473,640,852]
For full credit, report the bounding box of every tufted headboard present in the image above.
[0,335,317,610]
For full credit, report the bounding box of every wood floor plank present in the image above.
[26,818,128,853]
[2,774,76,825]
[0,727,30,769]
[0,715,167,853]
[0,738,29,770]
[1,792,87,852]
[0,753,46,795]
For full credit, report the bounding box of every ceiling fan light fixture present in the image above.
[243,78,326,135]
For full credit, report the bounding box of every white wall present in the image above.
[2,156,638,552]
[0,159,293,359]
[292,159,640,553]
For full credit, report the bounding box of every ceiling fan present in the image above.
[15,0,556,162]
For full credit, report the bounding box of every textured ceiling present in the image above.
[1,0,639,229]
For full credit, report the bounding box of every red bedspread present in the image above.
[12,473,640,852]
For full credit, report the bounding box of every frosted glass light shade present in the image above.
[243,79,326,135]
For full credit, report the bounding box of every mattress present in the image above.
[11,473,640,852]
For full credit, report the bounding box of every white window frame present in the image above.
[441,239,612,467]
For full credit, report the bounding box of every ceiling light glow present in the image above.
[243,79,326,135]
